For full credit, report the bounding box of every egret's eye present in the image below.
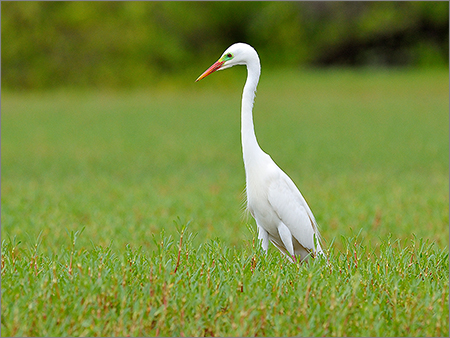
[226,53,233,58]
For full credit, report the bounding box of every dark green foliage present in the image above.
[2,2,448,90]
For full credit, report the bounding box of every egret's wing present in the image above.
[267,171,321,252]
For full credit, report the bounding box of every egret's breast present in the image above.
[245,158,281,236]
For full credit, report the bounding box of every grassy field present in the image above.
[1,68,449,336]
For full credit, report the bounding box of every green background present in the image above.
[2,2,449,336]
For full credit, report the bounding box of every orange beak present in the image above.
[195,60,224,82]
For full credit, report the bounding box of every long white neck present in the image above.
[241,57,264,168]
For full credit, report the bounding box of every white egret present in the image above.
[196,43,324,262]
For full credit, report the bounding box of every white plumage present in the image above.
[196,43,324,262]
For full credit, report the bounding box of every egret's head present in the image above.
[195,43,257,82]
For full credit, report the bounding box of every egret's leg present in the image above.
[257,224,269,253]
[277,222,295,258]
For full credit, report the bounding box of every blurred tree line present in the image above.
[2,1,448,90]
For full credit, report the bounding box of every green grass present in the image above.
[1,68,449,336]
